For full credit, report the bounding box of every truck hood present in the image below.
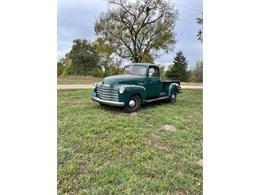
[103,74,145,87]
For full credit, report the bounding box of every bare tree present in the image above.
[95,0,178,63]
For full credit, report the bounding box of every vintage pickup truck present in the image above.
[91,63,181,113]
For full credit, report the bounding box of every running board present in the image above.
[145,96,169,103]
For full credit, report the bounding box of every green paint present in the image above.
[92,63,181,106]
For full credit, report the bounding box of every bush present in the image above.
[188,72,198,82]
[61,59,74,77]
[90,67,104,77]
[193,60,203,82]
[57,62,65,76]
[104,66,123,76]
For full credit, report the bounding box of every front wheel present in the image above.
[123,95,141,113]
[168,92,177,103]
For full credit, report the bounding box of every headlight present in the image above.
[92,83,97,89]
[119,86,125,94]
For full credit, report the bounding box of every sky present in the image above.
[58,0,203,69]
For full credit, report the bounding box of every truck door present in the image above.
[145,66,161,98]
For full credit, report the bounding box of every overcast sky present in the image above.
[58,0,203,69]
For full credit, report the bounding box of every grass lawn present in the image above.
[57,76,102,85]
[58,89,203,194]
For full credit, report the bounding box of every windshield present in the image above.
[123,65,147,76]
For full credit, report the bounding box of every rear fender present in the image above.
[168,83,180,96]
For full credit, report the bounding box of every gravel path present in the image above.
[57,84,202,90]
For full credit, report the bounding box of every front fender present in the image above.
[168,83,181,96]
[118,85,146,104]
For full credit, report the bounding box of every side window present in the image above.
[154,67,159,77]
[148,68,155,77]
[148,67,159,77]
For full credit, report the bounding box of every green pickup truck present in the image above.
[91,63,181,113]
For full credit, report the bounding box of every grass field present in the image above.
[58,89,203,194]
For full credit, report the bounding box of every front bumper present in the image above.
[91,96,125,107]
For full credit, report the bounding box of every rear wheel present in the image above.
[123,95,141,113]
[168,92,177,103]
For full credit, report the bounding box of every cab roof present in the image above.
[128,63,160,68]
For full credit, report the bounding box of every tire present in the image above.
[123,95,141,113]
[168,92,177,103]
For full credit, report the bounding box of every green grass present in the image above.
[57,76,102,85]
[58,89,203,194]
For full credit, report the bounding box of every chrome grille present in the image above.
[96,85,118,101]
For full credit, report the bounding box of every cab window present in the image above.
[123,65,147,76]
[148,67,159,77]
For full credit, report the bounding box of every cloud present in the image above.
[57,0,107,57]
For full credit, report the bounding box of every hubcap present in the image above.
[129,100,136,108]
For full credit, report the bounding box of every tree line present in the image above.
[57,39,121,78]
[58,0,203,82]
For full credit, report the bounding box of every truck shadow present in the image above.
[97,100,173,113]
[143,100,171,109]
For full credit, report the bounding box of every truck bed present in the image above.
[161,80,181,85]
